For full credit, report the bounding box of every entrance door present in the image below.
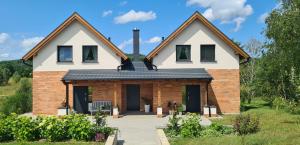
[126,84,140,111]
[186,85,200,112]
[73,86,89,114]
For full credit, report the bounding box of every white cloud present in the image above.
[145,36,161,43]
[114,10,157,24]
[102,10,113,17]
[258,12,269,23]
[186,0,253,31]
[120,1,127,6]
[0,53,9,58]
[0,33,9,44]
[118,39,132,49]
[21,37,44,50]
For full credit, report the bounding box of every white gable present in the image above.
[33,21,121,71]
[152,20,239,69]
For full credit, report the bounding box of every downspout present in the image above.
[62,80,70,115]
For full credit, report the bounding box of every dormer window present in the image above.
[201,45,215,62]
[83,45,98,63]
[57,46,73,62]
[176,45,191,62]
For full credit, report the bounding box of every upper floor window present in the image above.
[83,45,98,63]
[201,45,215,62]
[176,45,191,62]
[57,46,72,62]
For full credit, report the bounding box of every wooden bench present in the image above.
[88,101,112,115]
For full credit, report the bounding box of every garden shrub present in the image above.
[11,116,40,141]
[0,78,32,114]
[38,116,68,142]
[64,114,94,141]
[200,128,222,137]
[180,113,202,137]
[272,97,299,114]
[0,113,16,142]
[165,112,181,137]
[234,114,260,135]
[93,109,116,141]
[208,123,234,135]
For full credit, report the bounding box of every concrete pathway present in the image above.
[106,112,212,145]
[107,112,168,145]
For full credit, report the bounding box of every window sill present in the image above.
[82,61,99,63]
[176,60,192,63]
[201,60,217,63]
[57,61,73,63]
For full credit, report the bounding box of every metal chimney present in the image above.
[133,28,140,61]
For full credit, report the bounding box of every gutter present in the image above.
[240,57,251,65]
[21,59,33,67]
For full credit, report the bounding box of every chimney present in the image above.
[133,28,140,61]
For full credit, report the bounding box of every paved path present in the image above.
[107,113,168,145]
[107,113,211,145]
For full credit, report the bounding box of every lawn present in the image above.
[170,99,300,145]
[0,141,104,145]
[0,83,19,97]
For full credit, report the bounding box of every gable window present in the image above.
[83,45,98,62]
[57,46,72,62]
[176,45,191,62]
[201,45,215,62]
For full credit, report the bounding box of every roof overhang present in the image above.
[22,12,128,61]
[146,11,250,60]
[62,68,213,81]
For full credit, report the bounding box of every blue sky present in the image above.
[0,0,277,61]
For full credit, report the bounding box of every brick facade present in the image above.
[32,71,72,115]
[208,69,240,114]
[32,69,240,115]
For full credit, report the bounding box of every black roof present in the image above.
[63,61,212,81]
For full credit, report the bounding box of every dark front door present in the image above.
[126,84,140,111]
[186,85,200,112]
[73,86,89,114]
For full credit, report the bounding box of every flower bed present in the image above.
[0,111,116,143]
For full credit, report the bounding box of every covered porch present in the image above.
[62,61,213,116]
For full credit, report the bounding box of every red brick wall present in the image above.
[207,69,240,114]
[32,71,72,115]
[32,69,240,115]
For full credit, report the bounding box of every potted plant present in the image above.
[210,105,217,116]
[177,104,184,115]
[167,101,177,115]
[57,99,68,115]
[203,105,210,116]
[113,104,119,118]
[157,105,163,117]
[142,97,151,113]
[94,109,107,142]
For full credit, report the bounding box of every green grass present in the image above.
[0,83,19,97]
[170,99,300,145]
[0,141,104,145]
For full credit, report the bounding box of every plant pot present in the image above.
[95,132,105,142]
[203,106,209,116]
[57,108,67,116]
[178,112,182,115]
[210,106,217,116]
[144,104,150,113]
[113,107,119,118]
[157,107,163,117]
[169,110,174,115]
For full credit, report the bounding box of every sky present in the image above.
[0,0,278,61]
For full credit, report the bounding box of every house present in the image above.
[22,11,250,116]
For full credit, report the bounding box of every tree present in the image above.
[240,39,263,103]
[258,0,300,101]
